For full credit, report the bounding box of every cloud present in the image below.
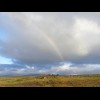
[0,12,100,75]
[0,63,100,76]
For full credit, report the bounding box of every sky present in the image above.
[0,12,100,76]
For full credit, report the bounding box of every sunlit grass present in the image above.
[0,74,100,87]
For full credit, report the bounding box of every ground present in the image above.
[0,74,100,87]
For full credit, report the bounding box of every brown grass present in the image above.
[0,75,100,87]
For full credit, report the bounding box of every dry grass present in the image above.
[0,74,100,87]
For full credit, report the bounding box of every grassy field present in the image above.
[0,74,100,87]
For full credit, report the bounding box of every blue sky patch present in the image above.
[0,56,13,64]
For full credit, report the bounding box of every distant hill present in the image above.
[0,74,43,77]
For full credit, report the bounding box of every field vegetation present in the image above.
[0,74,100,87]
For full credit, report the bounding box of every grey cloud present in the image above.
[0,63,100,76]
[0,12,100,66]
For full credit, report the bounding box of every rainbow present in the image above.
[29,21,64,61]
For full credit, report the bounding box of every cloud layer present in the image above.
[0,63,100,76]
[0,12,100,75]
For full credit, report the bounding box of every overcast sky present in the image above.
[0,12,100,76]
